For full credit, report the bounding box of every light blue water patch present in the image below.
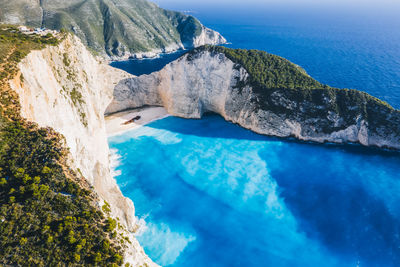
[108,3,400,265]
[109,115,400,267]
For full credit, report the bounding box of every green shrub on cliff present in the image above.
[0,121,125,265]
[188,45,398,135]
[189,45,327,90]
[190,46,393,112]
[0,25,125,265]
[0,0,217,57]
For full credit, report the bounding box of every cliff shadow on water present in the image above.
[145,113,400,157]
[109,114,400,267]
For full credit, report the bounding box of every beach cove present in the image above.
[106,2,400,266]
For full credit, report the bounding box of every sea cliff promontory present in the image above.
[107,46,400,150]
[0,0,226,60]
[2,19,400,266]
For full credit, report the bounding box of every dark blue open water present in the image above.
[114,2,400,109]
[110,3,400,266]
[110,50,187,76]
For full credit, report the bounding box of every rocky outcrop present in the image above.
[192,26,227,49]
[127,24,227,60]
[0,0,226,60]
[107,50,400,150]
[112,24,226,60]
[9,34,156,266]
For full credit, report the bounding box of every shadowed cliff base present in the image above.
[141,113,400,156]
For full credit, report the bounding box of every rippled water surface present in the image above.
[110,3,400,266]
[109,115,400,267]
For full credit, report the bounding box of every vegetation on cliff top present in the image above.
[188,45,399,136]
[0,0,214,57]
[190,46,393,107]
[189,45,327,90]
[0,25,61,120]
[0,25,126,265]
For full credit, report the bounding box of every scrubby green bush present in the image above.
[189,45,327,90]
[0,121,125,265]
[187,46,398,134]
[0,25,126,265]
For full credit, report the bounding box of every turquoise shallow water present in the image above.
[109,3,400,266]
[115,3,400,108]
[109,115,400,267]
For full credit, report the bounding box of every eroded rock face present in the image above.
[192,26,227,49]
[10,34,156,266]
[107,50,400,150]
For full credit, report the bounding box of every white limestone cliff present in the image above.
[106,50,400,150]
[7,31,398,265]
[192,25,227,48]
[9,34,157,266]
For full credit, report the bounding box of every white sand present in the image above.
[105,106,169,136]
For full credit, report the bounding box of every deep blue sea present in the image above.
[110,50,187,76]
[109,3,400,266]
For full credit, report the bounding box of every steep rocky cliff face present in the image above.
[9,34,156,266]
[0,0,226,59]
[107,49,400,150]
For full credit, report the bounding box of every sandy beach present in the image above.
[105,106,169,136]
